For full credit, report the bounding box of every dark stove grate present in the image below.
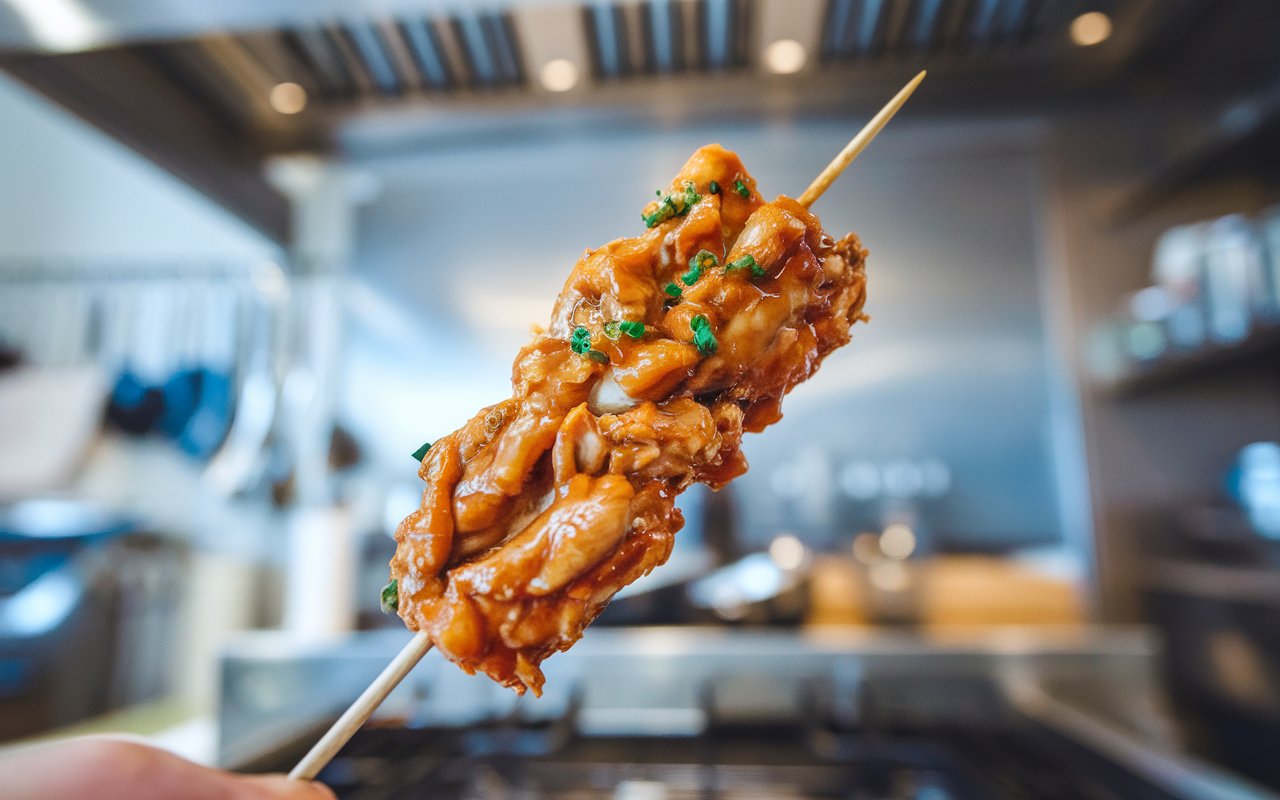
[307,720,1153,800]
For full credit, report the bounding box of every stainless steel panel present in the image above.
[218,626,1163,764]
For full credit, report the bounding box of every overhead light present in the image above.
[269,82,308,115]
[6,0,100,52]
[251,260,288,300]
[763,39,807,75]
[768,534,806,571]
[539,58,579,92]
[879,523,917,560]
[1069,11,1112,47]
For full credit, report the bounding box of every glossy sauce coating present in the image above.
[391,144,868,694]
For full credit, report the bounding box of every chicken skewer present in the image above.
[289,70,925,783]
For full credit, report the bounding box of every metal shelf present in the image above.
[1113,79,1280,225]
[1143,558,1280,606]
[1109,319,1280,398]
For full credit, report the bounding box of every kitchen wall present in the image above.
[0,72,276,263]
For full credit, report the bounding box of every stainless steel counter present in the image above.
[219,626,1162,759]
[218,625,1277,798]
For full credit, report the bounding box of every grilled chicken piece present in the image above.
[390,144,868,694]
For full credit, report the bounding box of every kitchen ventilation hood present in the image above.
[0,0,1264,241]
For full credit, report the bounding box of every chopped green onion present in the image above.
[691,249,718,269]
[682,181,702,208]
[411,441,432,461]
[664,282,683,300]
[643,182,704,228]
[693,328,717,357]
[734,179,749,198]
[690,314,718,357]
[571,326,609,363]
[727,253,765,278]
[709,180,721,195]
[618,320,645,339]
[682,249,718,286]
[380,579,399,614]
[604,320,646,340]
[641,198,672,228]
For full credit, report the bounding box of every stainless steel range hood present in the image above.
[1,0,1204,117]
[0,0,567,50]
[0,0,1261,241]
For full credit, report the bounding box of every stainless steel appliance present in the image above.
[218,628,1275,799]
[0,500,184,739]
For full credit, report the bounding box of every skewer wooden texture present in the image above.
[797,70,926,209]
[288,631,433,781]
[287,69,925,785]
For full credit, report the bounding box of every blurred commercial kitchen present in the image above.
[1,0,1280,797]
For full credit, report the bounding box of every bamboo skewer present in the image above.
[287,69,925,786]
[288,632,433,781]
[797,70,927,209]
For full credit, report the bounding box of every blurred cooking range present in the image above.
[1,0,1280,797]
[222,628,1227,800]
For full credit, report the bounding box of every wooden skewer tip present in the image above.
[798,70,926,209]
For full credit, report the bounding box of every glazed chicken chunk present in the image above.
[389,144,868,694]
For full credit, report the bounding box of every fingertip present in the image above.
[301,779,338,800]
[240,774,338,799]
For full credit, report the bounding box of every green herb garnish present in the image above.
[642,196,676,228]
[682,181,702,208]
[643,181,703,228]
[727,253,766,279]
[606,319,646,339]
[690,314,718,357]
[380,579,399,614]
[617,320,645,338]
[734,179,749,198]
[570,326,609,364]
[664,282,683,300]
[709,180,721,195]
[681,249,719,286]
[411,441,432,461]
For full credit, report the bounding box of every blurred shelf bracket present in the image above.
[1142,558,1280,608]
[1106,319,1280,398]
[1112,76,1280,226]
